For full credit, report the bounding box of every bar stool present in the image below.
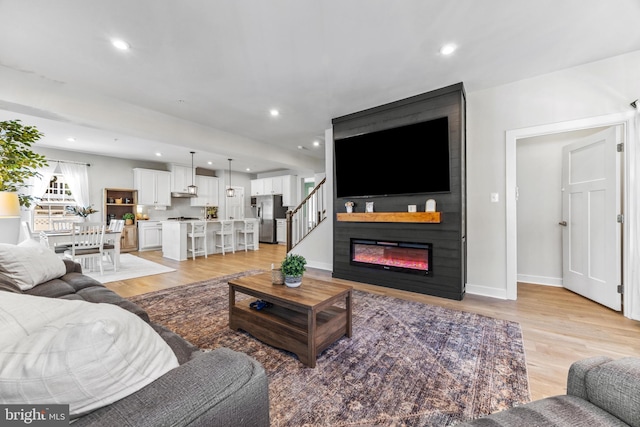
[237,219,256,252]
[187,221,208,260]
[215,220,235,255]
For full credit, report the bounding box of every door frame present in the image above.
[505,111,634,317]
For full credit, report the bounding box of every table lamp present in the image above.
[0,192,21,244]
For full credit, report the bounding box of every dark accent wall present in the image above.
[331,83,466,300]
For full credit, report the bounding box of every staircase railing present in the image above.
[286,177,327,252]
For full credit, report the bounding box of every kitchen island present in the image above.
[161,219,259,261]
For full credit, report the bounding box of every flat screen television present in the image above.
[334,116,450,198]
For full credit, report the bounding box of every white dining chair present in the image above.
[39,231,62,254]
[215,220,235,255]
[103,219,125,271]
[187,221,208,260]
[38,222,73,254]
[237,219,256,252]
[64,222,105,275]
[52,219,77,231]
[108,219,125,233]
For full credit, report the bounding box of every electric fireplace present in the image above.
[350,238,432,276]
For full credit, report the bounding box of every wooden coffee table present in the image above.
[228,272,352,368]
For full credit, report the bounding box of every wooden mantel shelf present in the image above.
[336,212,441,223]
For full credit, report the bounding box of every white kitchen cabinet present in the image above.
[133,168,171,206]
[251,178,264,196]
[171,164,195,193]
[251,175,290,197]
[251,177,278,196]
[190,175,220,207]
[138,221,162,251]
[276,219,286,243]
[263,178,273,195]
[157,173,171,205]
[270,176,283,194]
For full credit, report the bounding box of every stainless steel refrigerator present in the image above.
[256,195,287,243]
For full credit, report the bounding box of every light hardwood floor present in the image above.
[106,244,640,401]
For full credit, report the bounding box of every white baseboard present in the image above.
[517,274,563,287]
[465,283,509,300]
[307,261,333,272]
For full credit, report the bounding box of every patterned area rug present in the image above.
[129,272,530,426]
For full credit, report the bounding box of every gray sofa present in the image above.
[457,356,640,427]
[0,259,270,427]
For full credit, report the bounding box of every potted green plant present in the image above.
[122,212,135,225]
[0,120,48,207]
[281,253,307,288]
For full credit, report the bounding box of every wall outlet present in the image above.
[491,193,499,203]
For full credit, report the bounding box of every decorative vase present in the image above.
[125,219,133,225]
[271,267,284,285]
[284,275,302,288]
[346,206,353,213]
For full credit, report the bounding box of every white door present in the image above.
[226,186,244,219]
[561,126,622,310]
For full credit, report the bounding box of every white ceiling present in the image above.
[0,0,639,174]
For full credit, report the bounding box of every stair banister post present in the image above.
[286,210,293,252]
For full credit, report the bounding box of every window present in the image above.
[33,174,77,231]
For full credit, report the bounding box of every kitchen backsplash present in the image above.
[138,197,255,221]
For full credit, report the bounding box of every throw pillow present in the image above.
[0,239,66,290]
[0,292,179,418]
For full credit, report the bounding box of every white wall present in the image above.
[516,135,564,285]
[290,128,334,271]
[466,49,640,298]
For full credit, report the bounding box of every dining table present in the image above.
[40,230,123,270]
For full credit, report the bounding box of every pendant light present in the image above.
[187,151,198,196]
[226,158,235,197]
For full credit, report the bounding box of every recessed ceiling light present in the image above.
[155,152,162,157]
[207,161,212,165]
[313,140,320,147]
[67,137,75,142]
[439,43,457,56]
[297,145,303,149]
[112,39,131,51]
[246,168,251,172]
[269,109,280,117]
